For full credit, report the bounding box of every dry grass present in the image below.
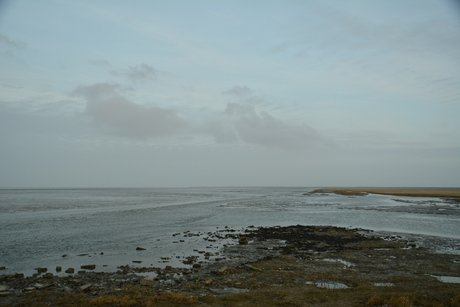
[318,187,460,199]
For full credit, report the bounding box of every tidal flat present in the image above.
[1,224,459,307]
[1,187,459,306]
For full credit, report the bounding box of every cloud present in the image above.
[220,102,329,150]
[222,85,253,97]
[88,59,112,68]
[0,33,27,49]
[267,41,290,54]
[111,64,157,83]
[73,83,187,138]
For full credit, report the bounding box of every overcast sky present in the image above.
[0,0,459,188]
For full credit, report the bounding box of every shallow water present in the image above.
[0,187,459,276]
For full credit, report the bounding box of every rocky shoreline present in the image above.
[1,225,460,306]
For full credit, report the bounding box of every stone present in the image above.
[43,273,54,278]
[35,267,47,274]
[218,267,228,274]
[32,283,47,289]
[0,267,6,270]
[65,268,75,274]
[0,292,13,297]
[245,264,262,271]
[140,276,158,287]
[0,285,9,292]
[81,264,96,270]
[56,266,62,272]
[79,283,92,291]
[136,247,146,250]
[238,236,249,245]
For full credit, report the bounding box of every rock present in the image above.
[79,283,92,291]
[132,260,142,263]
[0,285,9,292]
[81,264,96,270]
[0,267,6,270]
[192,263,202,268]
[238,236,249,245]
[140,276,158,287]
[204,279,213,285]
[65,268,75,274]
[245,264,262,271]
[43,273,54,278]
[136,247,146,250]
[218,267,228,274]
[77,253,88,256]
[35,267,48,274]
[0,292,13,297]
[56,266,62,272]
[32,283,48,289]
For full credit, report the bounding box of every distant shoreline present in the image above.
[315,187,460,200]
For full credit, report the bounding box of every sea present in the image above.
[0,187,459,277]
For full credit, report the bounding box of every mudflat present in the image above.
[1,225,459,307]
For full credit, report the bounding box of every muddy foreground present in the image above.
[1,222,459,306]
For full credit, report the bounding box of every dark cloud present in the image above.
[73,83,187,138]
[222,85,253,97]
[0,33,27,48]
[111,64,157,83]
[223,102,329,150]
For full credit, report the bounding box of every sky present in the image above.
[0,0,459,188]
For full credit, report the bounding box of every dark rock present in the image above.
[81,264,96,270]
[56,266,62,272]
[65,268,75,274]
[35,267,48,274]
[79,283,92,291]
[136,247,146,250]
[238,236,249,245]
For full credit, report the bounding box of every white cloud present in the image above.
[220,102,330,150]
[222,85,253,97]
[73,83,187,138]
